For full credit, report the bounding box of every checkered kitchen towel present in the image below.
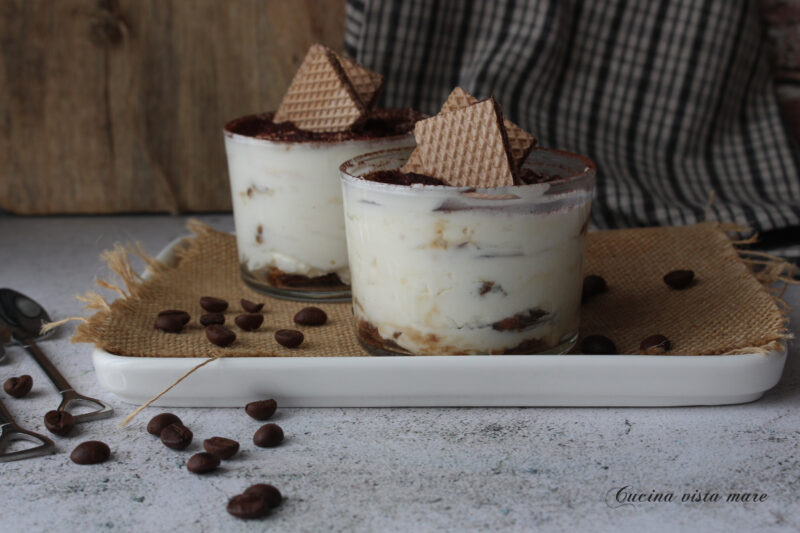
[345,0,800,260]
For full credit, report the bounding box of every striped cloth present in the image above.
[345,0,800,260]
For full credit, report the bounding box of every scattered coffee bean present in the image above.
[44,410,75,436]
[245,399,277,421]
[663,269,695,290]
[245,484,282,509]
[70,441,110,464]
[187,452,221,474]
[581,274,608,302]
[155,315,184,333]
[253,423,284,448]
[235,313,264,331]
[293,307,327,326]
[204,437,240,459]
[580,335,618,355]
[640,334,672,354]
[160,423,193,450]
[275,329,304,348]
[3,375,33,398]
[241,299,264,313]
[147,413,183,437]
[200,313,225,327]
[227,493,269,519]
[157,309,190,325]
[206,324,236,347]
[200,296,229,313]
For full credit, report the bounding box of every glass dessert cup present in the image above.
[224,115,415,302]
[340,147,596,355]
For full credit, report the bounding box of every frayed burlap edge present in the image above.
[62,220,211,343]
[712,222,796,355]
[57,220,226,426]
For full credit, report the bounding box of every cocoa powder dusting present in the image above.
[361,167,560,188]
[225,108,424,143]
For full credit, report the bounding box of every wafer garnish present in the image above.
[337,54,384,108]
[402,87,535,176]
[273,44,366,132]
[440,88,536,165]
[411,97,516,188]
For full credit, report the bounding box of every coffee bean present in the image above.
[253,423,284,448]
[204,437,239,459]
[640,334,672,354]
[44,410,75,436]
[70,441,110,464]
[580,335,618,355]
[275,329,304,348]
[161,423,193,450]
[157,309,190,325]
[200,296,229,313]
[187,452,221,474]
[245,484,282,509]
[206,324,236,347]
[235,313,264,331]
[3,375,33,398]
[155,315,184,333]
[581,274,607,302]
[245,399,277,421]
[147,413,183,437]
[241,299,264,313]
[227,493,269,519]
[200,313,225,327]
[293,307,327,326]
[663,269,695,290]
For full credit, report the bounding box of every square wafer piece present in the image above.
[412,97,516,188]
[401,87,478,173]
[273,44,365,132]
[401,87,477,173]
[402,87,537,175]
[440,87,536,166]
[337,54,384,108]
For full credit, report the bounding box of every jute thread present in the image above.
[119,357,217,427]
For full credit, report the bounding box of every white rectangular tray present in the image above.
[90,237,788,407]
[93,349,786,407]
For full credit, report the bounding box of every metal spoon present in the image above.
[0,288,113,423]
[0,397,55,462]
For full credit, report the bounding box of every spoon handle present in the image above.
[20,340,73,393]
[0,397,56,462]
[19,339,114,422]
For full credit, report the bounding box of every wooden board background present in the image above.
[0,0,346,214]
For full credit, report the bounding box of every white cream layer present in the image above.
[225,133,413,282]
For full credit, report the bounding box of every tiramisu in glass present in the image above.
[340,91,595,355]
[224,44,421,301]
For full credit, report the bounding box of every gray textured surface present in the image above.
[0,215,798,533]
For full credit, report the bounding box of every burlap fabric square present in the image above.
[69,220,792,358]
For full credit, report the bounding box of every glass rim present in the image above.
[339,146,596,193]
